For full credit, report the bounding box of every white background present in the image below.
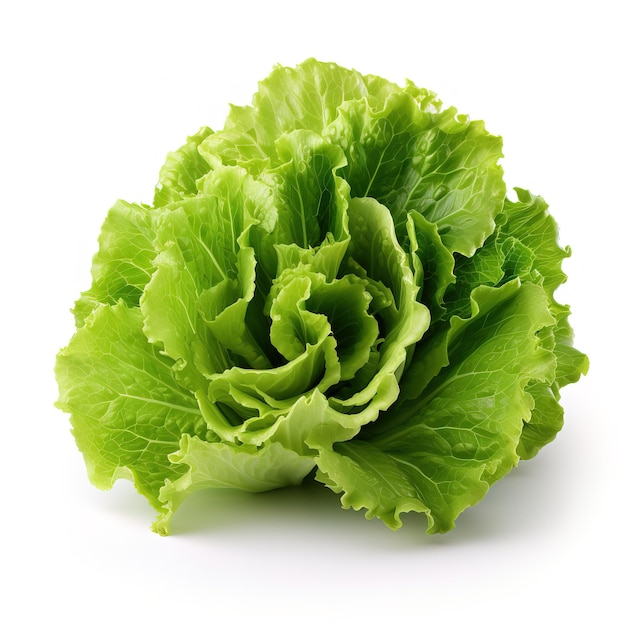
[1,1,622,623]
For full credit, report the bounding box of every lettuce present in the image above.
[56,59,588,535]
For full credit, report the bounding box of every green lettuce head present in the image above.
[56,59,588,535]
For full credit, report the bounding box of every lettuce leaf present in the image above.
[56,59,588,535]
